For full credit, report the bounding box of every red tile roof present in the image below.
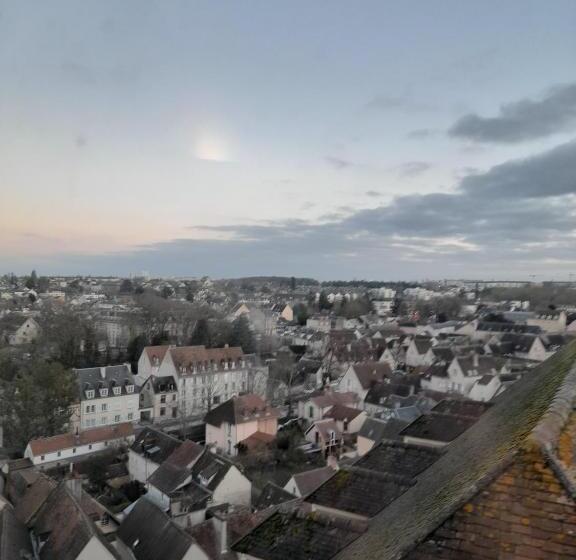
[28,422,134,456]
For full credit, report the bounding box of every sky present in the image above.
[1,0,576,280]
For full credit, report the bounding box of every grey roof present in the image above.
[337,341,576,559]
[0,505,34,559]
[130,427,182,465]
[75,364,138,400]
[305,467,413,518]
[147,461,191,495]
[254,482,295,511]
[477,321,541,334]
[233,503,365,560]
[354,441,442,479]
[430,398,492,418]
[399,411,478,443]
[191,451,235,492]
[358,417,392,443]
[117,498,195,560]
[150,375,178,393]
[291,466,335,496]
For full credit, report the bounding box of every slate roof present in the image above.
[233,503,366,560]
[499,333,535,353]
[149,375,177,393]
[477,321,541,334]
[351,362,393,389]
[325,404,363,422]
[337,341,576,560]
[130,427,181,465]
[289,466,335,496]
[354,441,443,479]
[399,412,478,444]
[32,483,119,560]
[28,422,134,456]
[205,394,279,427]
[430,347,455,362]
[254,482,295,511]
[75,364,137,400]
[147,461,191,495]
[117,498,196,560]
[191,452,236,492]
[358,418,408,442]
[429,399,492,418]
[305,467,414,518]
[0,505,34,559]
[14,473,57,525]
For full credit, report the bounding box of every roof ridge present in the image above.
[527,361,576,452]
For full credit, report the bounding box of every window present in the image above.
[172,394,176,401]
[115,415,121,423]
[309,406,314,418]
[57,451,61,457]
[213,395,220,405]
[113,386,121,396]
[126,384,134,394]
[160,407,166,416]
[100,388,108,397]
[41,455,45,461]
[72,448,77,454]
[101,417,107,424]
[88,445,92,450]
[160,395,166,404]
[172,408,177,418]
[101,403,108,412]
[127,412,134,421]
[85,405,91,413]
[86,390,95,399]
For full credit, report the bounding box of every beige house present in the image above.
[139,375,179,422]
[9,317,42,345]
[205,394,279,456]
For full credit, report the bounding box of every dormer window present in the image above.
[100,388,108,397]
[86,390,95,399]
[113,386,121,396]
[126,384,134,394]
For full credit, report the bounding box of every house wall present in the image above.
[356,435,375,457]
[128,450,159,484]
[77,535,117,560]
[283,477,300,497]
[80,392,139,431]
[10,318,42,345]
[25,436,133,468]
[213,467,251,507]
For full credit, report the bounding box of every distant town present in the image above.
[0,272,575,558]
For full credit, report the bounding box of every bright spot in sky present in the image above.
[192,129,230,162]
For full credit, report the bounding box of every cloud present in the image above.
[449,83,576,143]
[365,190,383,198]
[325,156,353,169]
[7,140,576,279]
[394,161,432,178]
[407,128,437,140]
[365,95,434,113]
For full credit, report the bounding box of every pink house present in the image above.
[204,394,279,456]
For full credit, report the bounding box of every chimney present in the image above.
[224,343,229,348]
[212,511,228,555]
[100,367,106,379]
[65,477,83,501]
[473,354,479,367]
[326,454,339,471]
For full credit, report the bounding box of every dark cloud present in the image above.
[365,190,383,197]
[449,83,576,143]
[9,140,576,279]
[394,161,432,178]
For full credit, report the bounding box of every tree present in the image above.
[0,360,77,449]
[127,334,149,371]
[190,318,212,347]
[318,291,331,311]
[119,279,134,294]
[290,276,296,291]
[25,270,38,290]
[161,286,174,299]
[37,276,50,293]
[230,316,255,353]
[293,303,309,326]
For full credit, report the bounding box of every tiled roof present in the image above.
[337,342,576,560]
[14,473,57,525]
[305,467,413,518]
[311,391,358,409]
[354,441,442,479]
[290,466,335,496]
[0,505,34,559]
[165,440,204,469]
[254,482,295,511]
[205,394,279,427]
[117,498,195,560]
[28,422,134,456]
[169,345,245,371]
[399,412,478,444]
[130,427,181,465]
[430,399,492,418]
[233,503,366,560]
[351,362,393,389]
[325,404,363,422]
[144,345,171,364]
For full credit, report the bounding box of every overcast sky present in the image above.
[1,1,576,280]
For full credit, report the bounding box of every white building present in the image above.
[74,365,140,431]
[25,423,134,468]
